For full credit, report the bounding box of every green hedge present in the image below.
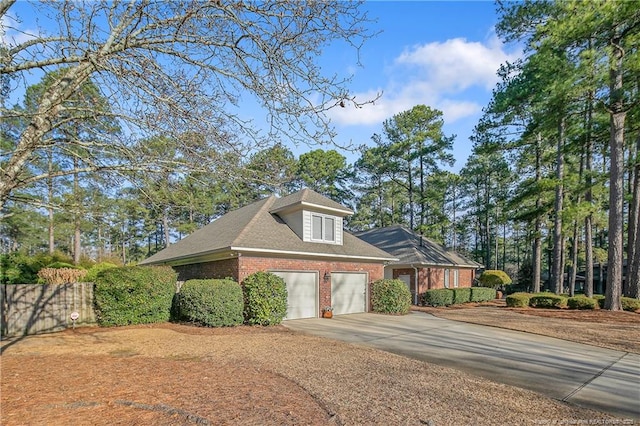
[567,296,597,310]
[622,297,640,312]
[242,272,288,325]
[506,292,531,308]
[85,262,119,282]
[593,295,605,309]
[452,288,472,304]
[94,265,177,326]
[177,279,243,327]
[423,288,454,307]
[529,294,567,309]
[477,270,512,288]
[371,279,411,314]
[470,287,496,302]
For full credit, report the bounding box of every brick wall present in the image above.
[388,266,477,304]
[173,258,239,281]
[171,254,385,316]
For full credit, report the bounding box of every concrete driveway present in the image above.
[284,312,640,420]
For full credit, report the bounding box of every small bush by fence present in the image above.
[1,282,96,337]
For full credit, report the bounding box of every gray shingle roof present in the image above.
[270,188,353,215]
[140,191,393,266]
[356,225,482,268]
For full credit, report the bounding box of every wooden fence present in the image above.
[1,283,96,337]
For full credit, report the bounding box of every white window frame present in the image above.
[444,269,450,289]
[310,213,337,243]
[453,269,459,288]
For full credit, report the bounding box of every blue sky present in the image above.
[317,1,522,171]
[2,1,521,172]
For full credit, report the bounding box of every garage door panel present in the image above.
[331,272,367,315]
[272,271,318,320]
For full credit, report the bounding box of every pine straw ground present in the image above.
[1,303,638,426]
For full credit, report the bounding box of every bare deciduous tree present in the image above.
[0,0,378,214]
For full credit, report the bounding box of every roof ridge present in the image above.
[233,195,276,245]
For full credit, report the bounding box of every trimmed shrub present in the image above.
[622,297,640,312]
[94,266,177,326]
[470,287,496,303]
[529,293,567,309]
[85,262,119,282]
[242,272,288,325]
[37,267,87,284]
[567,296,597,310]
[178,279,244,327]
[593,295,605,309]
[477,270,512,288]
[46,261,82,269]
[452,287,472,305]
[422,288,454,307]
[371,279,411,314]
[506,292,531,308]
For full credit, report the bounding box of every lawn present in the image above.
[1,305,636,425]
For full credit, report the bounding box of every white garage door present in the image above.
[331,272,367,315]
[272,271,318,320]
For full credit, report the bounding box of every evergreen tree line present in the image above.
[1,1,638,310]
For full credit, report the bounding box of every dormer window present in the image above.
[311,213,336,243]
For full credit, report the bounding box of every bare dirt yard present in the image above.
[2,304,638,425]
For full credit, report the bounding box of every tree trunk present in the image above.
[533,133,542,293]
[605,36,625,310]
[626,130,640,298]
[552,118,566,294]
[48,149,55,255]
[73,156,81,265]
[569,222,579,297]
[163,211,171,248]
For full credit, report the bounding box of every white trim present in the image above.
[231,246,396,262]
[299,201,353,215]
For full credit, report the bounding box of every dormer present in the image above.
[269,188,352,246]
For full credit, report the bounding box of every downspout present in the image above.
[411,264,420,305]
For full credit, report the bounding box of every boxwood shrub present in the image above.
[593,294,605,309]
[94,265,177,326]
[477,270,512,288]
[529,293,567,309]
[506,292,531,308]
[371,279,411,314]
[177,279,243,327]
[470,287,496,302]
[567,296,597,310]
[622,297,640,312]
[242,271,288,325]
[452,287,472,305]
[85,262,119,282]
[422,288,454,307]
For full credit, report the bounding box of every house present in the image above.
[139,189,396,319]
[356,225,482,304]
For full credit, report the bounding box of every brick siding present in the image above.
[172,253,385,316]
[391,266,477,304]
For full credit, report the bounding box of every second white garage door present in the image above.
[331,272,367,315]
[272,271,318,320]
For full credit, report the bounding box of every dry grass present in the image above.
[414,300,640,354]
[2,307,636,426]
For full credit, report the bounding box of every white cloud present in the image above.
[329,35,521,128]
[396,35,520,91]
